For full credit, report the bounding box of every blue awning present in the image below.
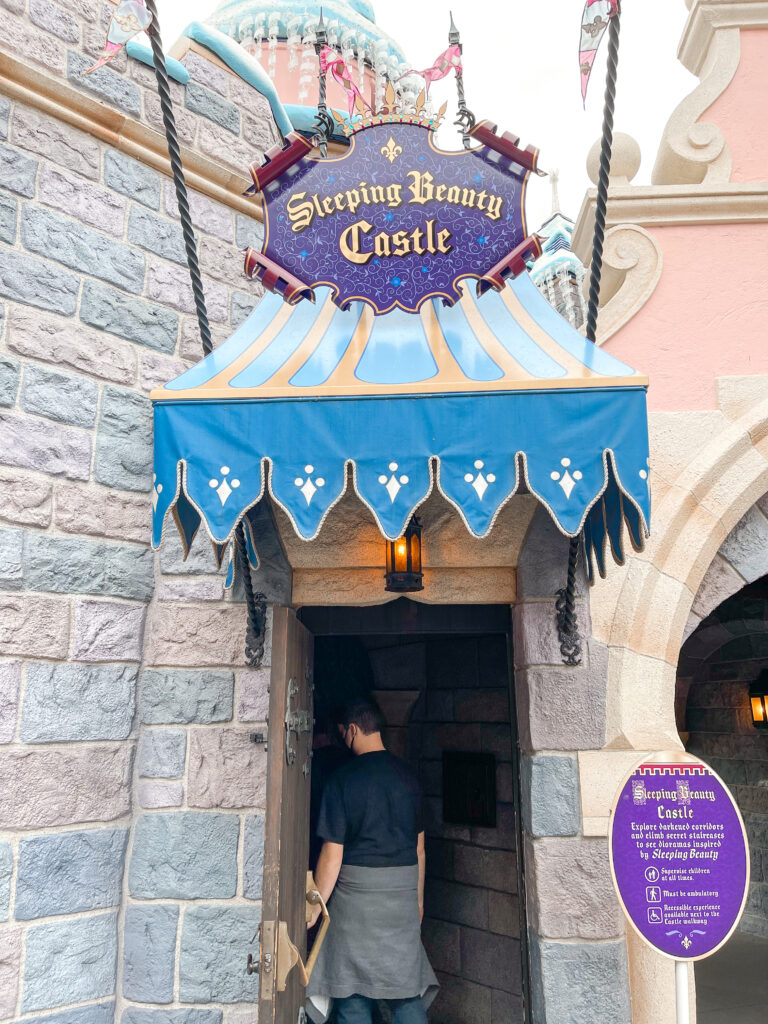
[151,273,651,582]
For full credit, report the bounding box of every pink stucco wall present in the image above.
[702,28,768,183]
[604,222,768,411]
[245,40,378,111]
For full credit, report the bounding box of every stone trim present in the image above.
[587,224,664,347]
[0,50,263,223]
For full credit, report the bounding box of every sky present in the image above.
[153,0,696,229]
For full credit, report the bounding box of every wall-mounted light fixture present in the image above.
[385,517,423,593]
[749,669,768,729]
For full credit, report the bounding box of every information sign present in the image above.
[609,753,749,961]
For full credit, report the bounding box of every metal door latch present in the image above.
[285,678,311,766]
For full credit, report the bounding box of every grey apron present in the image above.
[306,864,439,1023]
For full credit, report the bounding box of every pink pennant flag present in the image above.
[319,46,372,117]
[580,0,618,104]
[84,0,152,74]
[401,43,462,96]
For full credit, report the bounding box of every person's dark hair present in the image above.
[336,697,384,736]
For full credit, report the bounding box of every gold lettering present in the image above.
[374,231,392,258]
[286,192,315,233]
[332,192,346,213]
[369,185,386,205]
[487,195,503,220]
[391,230,410,257]
[339,220,374,264]
[436,227,453,254]
[385,183,404,207]
[345,188,361,215]
[446,185,462,204]
[407,170,433,205]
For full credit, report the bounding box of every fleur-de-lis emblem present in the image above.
[380,136,402,164]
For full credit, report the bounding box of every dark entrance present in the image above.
[301,600,530,1024]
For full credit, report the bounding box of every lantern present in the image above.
[385,518,423,593]
[749,670,768,729]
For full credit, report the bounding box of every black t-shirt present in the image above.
[316,750,423,867]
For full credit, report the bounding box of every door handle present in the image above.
[274,876,330,992]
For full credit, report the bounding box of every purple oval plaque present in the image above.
[609,753,749,961]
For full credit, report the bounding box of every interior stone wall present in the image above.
[0,0,279,1017]
[360,632,523,1024]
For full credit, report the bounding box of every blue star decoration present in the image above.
[385,212,394,222]
[473,173,483,183]
[391,277,402,288]
[477,236,487,245]
[328,174,336,182]
[300,249,308,259]
[421,265,429,274]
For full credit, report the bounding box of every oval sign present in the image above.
[609,752,749,960]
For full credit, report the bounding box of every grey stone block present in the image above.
[453,844,517,893]
[104,150,162,209]
[15,828,128,918]
[0,193,17,244]
[179,906,261,1002]
[159,526,223,574]
[0,841,11,921]
[230,289,258,328]
[21,911,118,1012]
[0,248,79,314]
[185,81,240,135]
[128,206,187,265]
[0,527,23,589]
[243,812,265,899]
[20,663,137,742]
[138,728,187,778]
[0,142,37,197]
[521,755,580,838]
[123,903,178,1003]
[22,205,145,294]
[67,50,141,115]
[140,669,235,724]
[29,0,79,42]
[81,279,178,353]
[0,354,20,408]
[720,505,768,584]
[122,1012,222,1024]
[94,384,153,492]
[431,972,492,1024]
[0,410,92,480]
[21,363,98,427]
[425,879,488,929]
[235,214,264,250]
[129,811,239,898]
[0,96,8,140]
[517,506,587,600]
[530,936,630,1024]
[23,533,154,600]
[23,1003,115,1024]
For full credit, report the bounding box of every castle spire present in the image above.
[550,168,561,216]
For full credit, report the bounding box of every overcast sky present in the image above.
[155,0,696,228]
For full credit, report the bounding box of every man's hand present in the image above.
[419,902,424,924]
[307,903,322,930]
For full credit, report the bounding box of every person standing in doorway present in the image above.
[305,698,438,1024]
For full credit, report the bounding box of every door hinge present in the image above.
[285,678,311,767]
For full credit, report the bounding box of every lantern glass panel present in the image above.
[752,695,767,726]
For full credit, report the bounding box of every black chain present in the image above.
[585,3,621,344]
[144,1,266,665]
[556,537,582,666]
[557,4,621,665]
[144,0,213,356]
[235,525,268,668]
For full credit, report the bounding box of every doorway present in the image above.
[300,600,530,1024]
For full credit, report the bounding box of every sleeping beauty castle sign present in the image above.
[242,97,544,314]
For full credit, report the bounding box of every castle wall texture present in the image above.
[0,0,281,1016]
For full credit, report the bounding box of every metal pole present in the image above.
[143,0,213,355]
[585,2,621,343]
[675,960,689,1024]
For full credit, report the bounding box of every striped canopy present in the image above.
[151,272,651,580]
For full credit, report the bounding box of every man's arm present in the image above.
[417,831,426,923]
[308,840,344,928]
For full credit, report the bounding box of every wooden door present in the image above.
[258,608,314,1024]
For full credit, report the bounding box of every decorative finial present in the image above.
[316,6,327,47]
[550,168,561,215]
[448,10,460,46]
[449,12,475,149]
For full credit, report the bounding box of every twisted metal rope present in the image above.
[585,4,621,344]
[556,4,622,665]
[556,537,582,666]
[144,0,266,666]
[144,0,213,356]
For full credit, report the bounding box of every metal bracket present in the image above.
[285,678,311,766]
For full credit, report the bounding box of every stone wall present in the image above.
[0,0,280,1016]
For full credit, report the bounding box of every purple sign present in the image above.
[258,122,529,314]
[609,755,749,960]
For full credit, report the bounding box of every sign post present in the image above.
[608,752,749,1023]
